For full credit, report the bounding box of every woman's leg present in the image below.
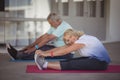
[60,57,108,70]
[35,54,61,70]
[47,62,61,70]
[35,55,108,70]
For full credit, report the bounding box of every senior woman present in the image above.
[34,29,111,70]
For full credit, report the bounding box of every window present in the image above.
[87,0,96,17]
[0,0,4,11]
[2,0,50,46]
[62,0,69,16]
[74,0,84,16]
[100,0,104,17]
[17,10,24,18]
[55,0,59,13]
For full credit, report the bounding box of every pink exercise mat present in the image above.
[26,65,120,73]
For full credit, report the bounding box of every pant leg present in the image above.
[16,45,74,60]
[60,57,108,70]
[16,51,35,60]
[16,45,54,60]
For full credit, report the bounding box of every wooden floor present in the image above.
[0,42,120,80]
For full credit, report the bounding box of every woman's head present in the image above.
[47,12,62,28]
[63,29,84,45]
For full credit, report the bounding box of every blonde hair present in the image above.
[47,12,62,22]
[64,29,84,38]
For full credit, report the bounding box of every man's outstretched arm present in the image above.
[22,33,49,50]
[24,33,56,53]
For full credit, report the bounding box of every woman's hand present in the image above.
[35,50,46,57]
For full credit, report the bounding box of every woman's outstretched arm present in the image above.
[36,43,85,57]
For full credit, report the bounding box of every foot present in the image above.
[7,48,17,60]
[6,43,11,49]
[34,54,46,70]
[6,43,17,60]
[7,43,18,53]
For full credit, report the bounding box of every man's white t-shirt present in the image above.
[47,21,72,47]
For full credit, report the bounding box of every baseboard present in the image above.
[102,40,120,44]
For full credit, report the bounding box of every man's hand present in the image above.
[21,44,35,51]
[24,47,35,54]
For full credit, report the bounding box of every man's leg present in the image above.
[15,45,54,60]
[10,45,73,60]
[6,43,34,60]
[16,51,35,60]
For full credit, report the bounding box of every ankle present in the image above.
[43,61,48,69]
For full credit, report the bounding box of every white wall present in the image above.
[63,17,106,40]
[107,0,120,42]
[0,12,5,43]
[62,0,106,41]
[0,0,51,46]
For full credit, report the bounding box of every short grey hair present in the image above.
[47,12,62,22]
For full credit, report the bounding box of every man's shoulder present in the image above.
[62,21,70,25]
[59,21,72,28]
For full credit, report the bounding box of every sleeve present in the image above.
[52,25,72,37]
[75,39,87,46]
[46,27,54,34]
[52,27,64,37]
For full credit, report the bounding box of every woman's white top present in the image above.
[75,35,111,63]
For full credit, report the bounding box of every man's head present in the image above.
[47,12,62,28]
